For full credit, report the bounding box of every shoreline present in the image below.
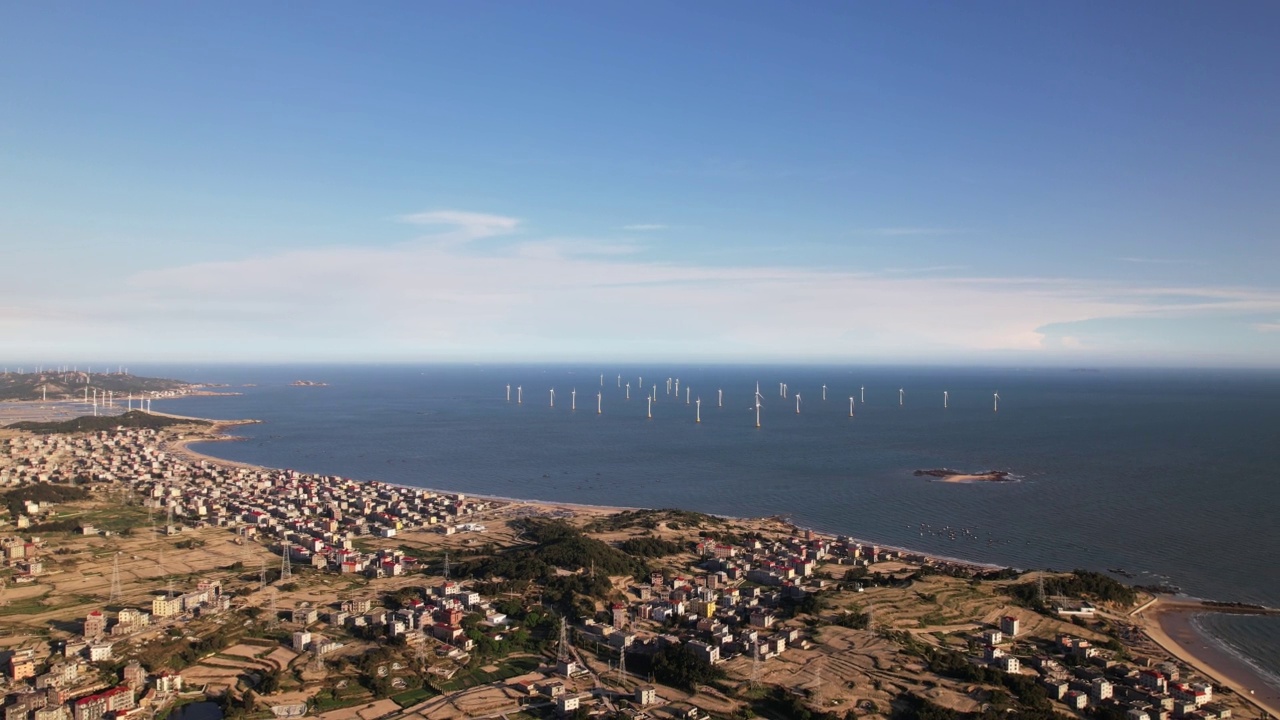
[1135,598,1280,719]
[169,418,1008,576]
[146,410,1280,717]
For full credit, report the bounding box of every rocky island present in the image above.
[914,468,1014,483]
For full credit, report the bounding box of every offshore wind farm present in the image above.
[135,362,1280,689]
[144,364,1280,602]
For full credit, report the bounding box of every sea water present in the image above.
[145,363,1280,680]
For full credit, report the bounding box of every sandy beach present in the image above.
[1136,599,1280,719]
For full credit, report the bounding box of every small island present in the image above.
[290,380,329,387]
[914,468,1014,483]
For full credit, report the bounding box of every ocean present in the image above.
[143,363,1280,682]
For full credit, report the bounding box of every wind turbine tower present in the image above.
[597,391,602,414]
[571,389,576,411]
[899,388,904,406]
[944,390,949,409]
[994,392,1000,413]
[822,384,827,401]
[795,394,801,414]
[647,395,652,419]
[849,397,855,417]
[695,398,701,423]
[550,388,555,408]
[506,384,511,402]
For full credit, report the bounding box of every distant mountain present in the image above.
[0,371,195,402]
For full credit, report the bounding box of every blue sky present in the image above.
[2,1,1278,366]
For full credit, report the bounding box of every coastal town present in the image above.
[0,412,1276,720]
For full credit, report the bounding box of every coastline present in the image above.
[1135,598,1280,718]
[159,410,1278,717]
[169,417,1007,575]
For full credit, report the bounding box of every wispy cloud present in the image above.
[5,210,1279,362]
[1255,321,1280,333]
[621,224,668,232]
[397,210,521,244]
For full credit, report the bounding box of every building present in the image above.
[87,642,114,662]
[9,652,37,681]
[635,686,657,707]
[82,611,107,640]
[292,631,312,653]
[999,616,1020,637]
[688,640,720,665]
[72,686,133,720]
[556,695,580,717]
[122,661,147,691]
[155,672,183,693]
[151,595,182,618]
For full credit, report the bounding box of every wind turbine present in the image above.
[571,389,576,411]
[795,394,801,414]
[822,384,827,401]
[506,384,511,402]
[993,392,1000,413]
[718,388,723,407]
[695,398,701,424]
[625,383,630,399]
[899,388,904,407]
[755,396,762,428]
[685,387,690,405]
[550,388,555,408]
[517,386,522,404]
[647,395,652,419]
[944,390,949,409]
[849,397,855,417]
[861,385,865,403]
[597,391,602,414]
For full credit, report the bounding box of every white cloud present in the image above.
[1255,321,1280,333]
[397,210,521,244]
[621,224,668,231]
[5,211,1280,362]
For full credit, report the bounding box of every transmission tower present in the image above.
[259,557,267,590]
[268,590,279,628]
[442,552,450,581]
[280,543,292,581]
[1038,574,1046,606]
[557,618,570,663]
[109,552,123,604]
